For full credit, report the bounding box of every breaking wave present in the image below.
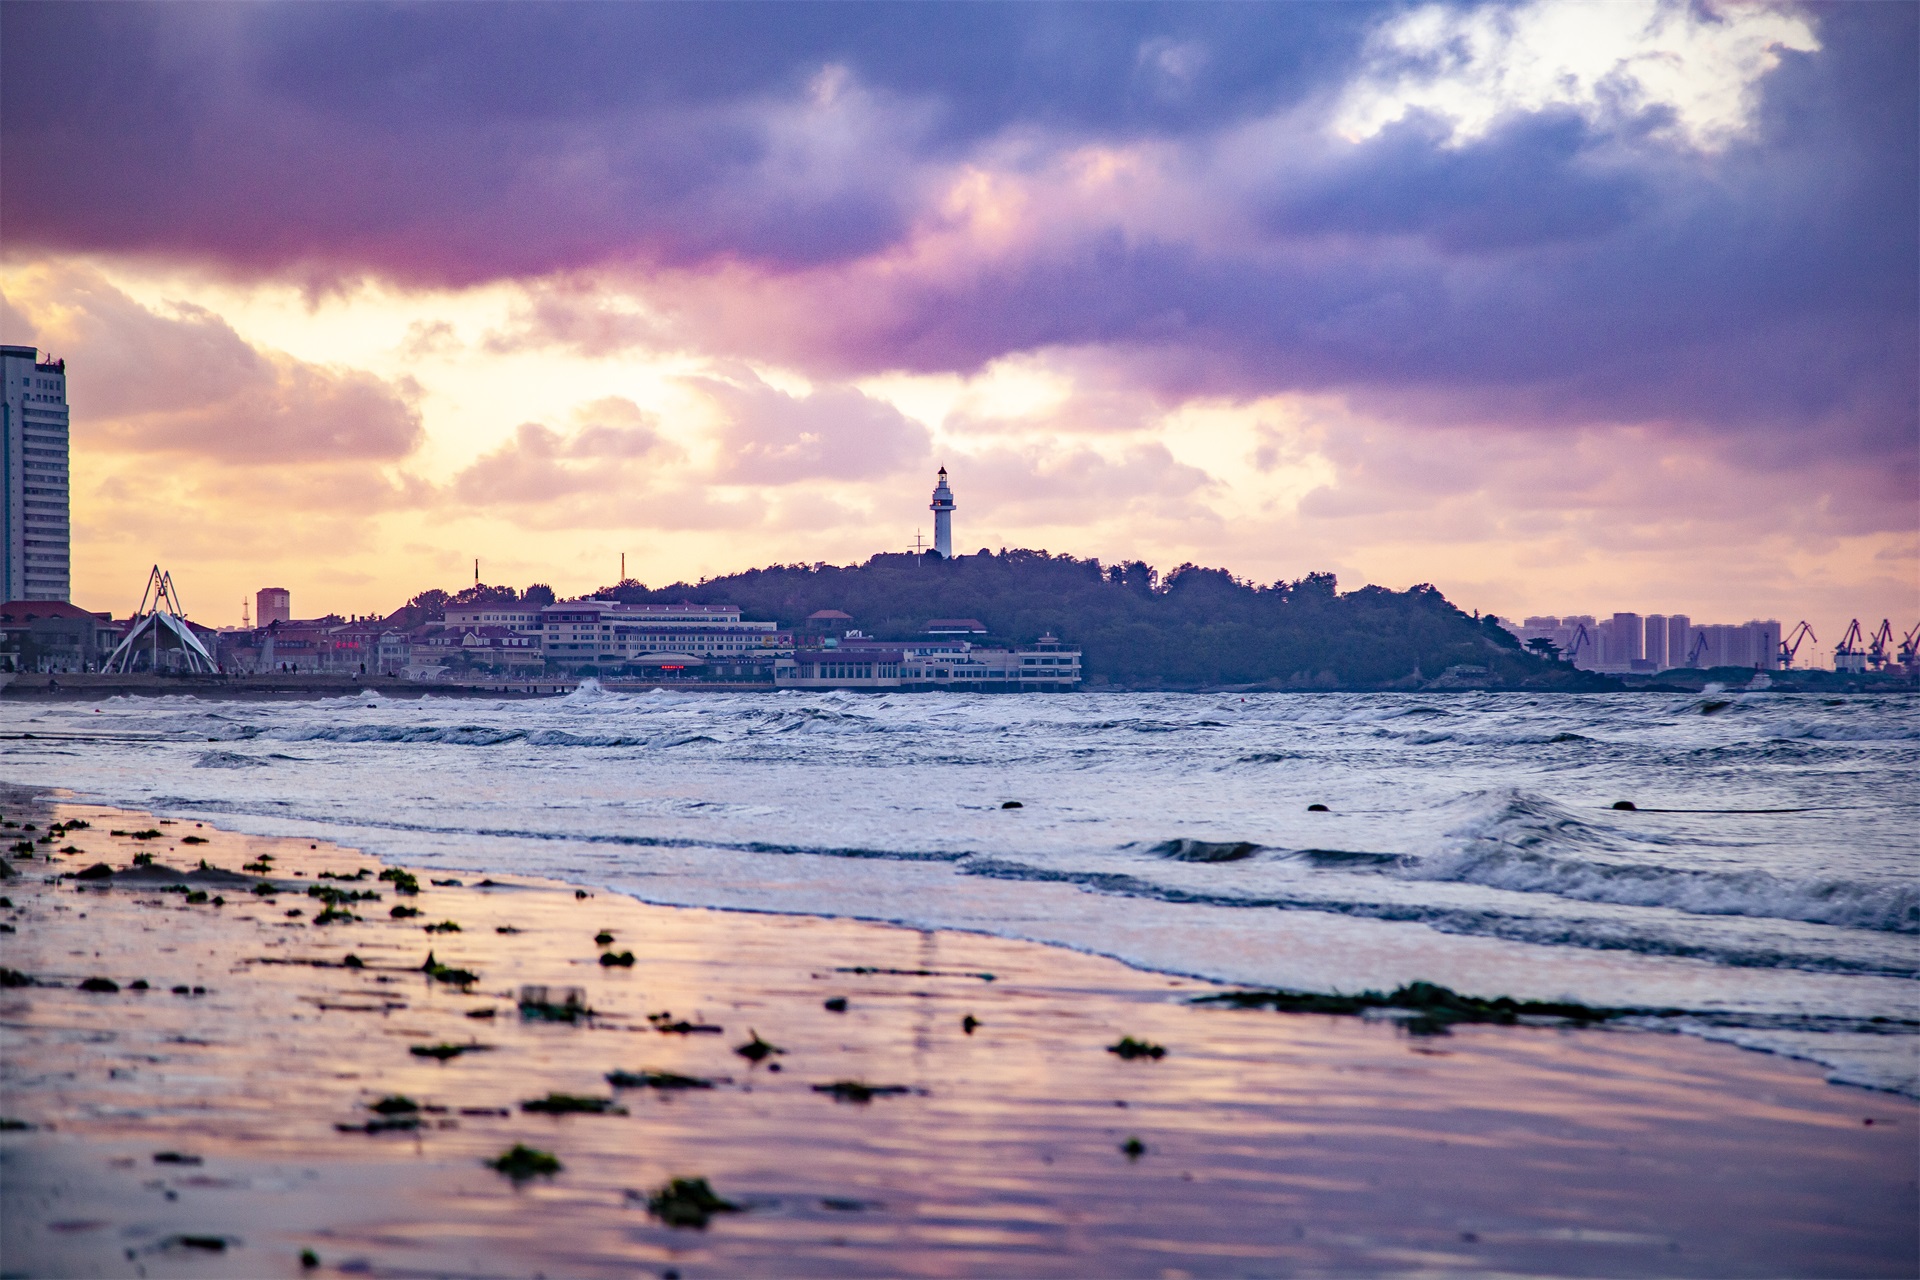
[1407,790,1919,934]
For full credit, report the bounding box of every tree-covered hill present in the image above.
[577,552,1611,691]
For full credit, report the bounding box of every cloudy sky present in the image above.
[2,1,1913,647]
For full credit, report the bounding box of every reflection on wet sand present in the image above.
[2,799,1915,1278]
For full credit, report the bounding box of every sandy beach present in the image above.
[2,789,1915,1278]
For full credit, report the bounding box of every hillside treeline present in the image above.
[573,552,1602,690]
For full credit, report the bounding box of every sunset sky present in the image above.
[2,1,1913,650]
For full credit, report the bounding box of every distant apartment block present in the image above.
[1505,613,1781,672]
[2,346,71,602]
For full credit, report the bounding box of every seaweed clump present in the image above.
[487,1143,561,1180]
[811,1081,912,1103]
[422,953,479,987]
[167,1234,228,1252]
[337,1115,420,1134]
[518,985,592,1022]
[309,885,380,904]
[653,1016,724,1035]
[1190,980,1665,1027]
[607,1069,713,1090]
[646,1176,741,1228]
[378,868,420,895]
[1107,1036,1166,1060]
[733,1030,783,1062]
[521,1093,626,1115]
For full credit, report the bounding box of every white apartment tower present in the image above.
[1,346,70,601]
[929,466,955,558]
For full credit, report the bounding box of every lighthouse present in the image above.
[929,466,955,559]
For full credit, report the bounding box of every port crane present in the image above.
[1563,621,1593,665]
[1865,620,1894,671]
[1778,621,1816,669]
[1833,619,1867,673]
[1687,630,1711,667]
[1900,622,1920,670]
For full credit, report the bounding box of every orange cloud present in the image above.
[5,263,422,463]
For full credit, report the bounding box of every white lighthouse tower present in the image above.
[928,466,955,559]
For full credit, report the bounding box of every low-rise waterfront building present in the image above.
[411,625,544,676]
[777,632,1082,690]
[444,604,544,633]
[541,599,786,673]
[0,600,121,672]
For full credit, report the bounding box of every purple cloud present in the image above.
[2,1,1911,488]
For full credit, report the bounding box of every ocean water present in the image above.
[5,685,1916,1092]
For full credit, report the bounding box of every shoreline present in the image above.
[3,789,1916,1277]
[5,671,1914,701]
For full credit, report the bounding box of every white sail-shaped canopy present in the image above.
[103,566,220,675]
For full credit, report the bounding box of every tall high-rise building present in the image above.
[1667,615,1691,667]
[1610,613,1644,663]
[1,346,70,602]
[1644,615,1669,670]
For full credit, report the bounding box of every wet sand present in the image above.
[2,792,1915,1278]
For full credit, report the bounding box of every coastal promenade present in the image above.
[0,674,773,701]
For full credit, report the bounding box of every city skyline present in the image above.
[1,2,1913,653]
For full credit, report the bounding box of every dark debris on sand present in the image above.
[644,1176,741,1228]
[1192,980,1677,1027]
[812,1081,914,1103]
[521,1093,626,1115]
[487,1143,561,1180]
[607,1070,715,1090]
